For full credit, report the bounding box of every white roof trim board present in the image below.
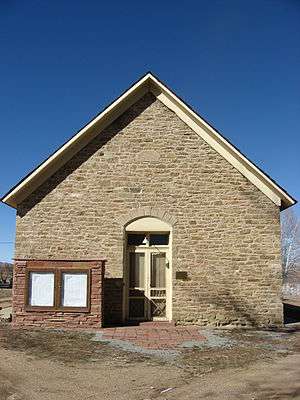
[1,72,296,210]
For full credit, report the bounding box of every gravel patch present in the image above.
[180,329,235,349]
[255,330,291,340]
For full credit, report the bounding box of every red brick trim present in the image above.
[12,259,105,329]
[14,258,107,262]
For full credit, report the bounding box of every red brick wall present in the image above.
[12,259,105,329]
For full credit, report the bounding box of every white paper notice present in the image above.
[30,272,55,306]
[62,273,87,307]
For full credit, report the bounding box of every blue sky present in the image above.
[0,0,299,262]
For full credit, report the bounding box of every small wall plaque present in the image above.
[176,271,188,280]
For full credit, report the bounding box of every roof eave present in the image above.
[1,73,154,209]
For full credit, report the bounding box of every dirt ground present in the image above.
[0,323,299,400]
[0,290,12,300]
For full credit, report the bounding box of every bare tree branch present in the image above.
[281,208,300,279]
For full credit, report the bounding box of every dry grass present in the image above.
[183,345,274,376]
[180,328,300,376]
[0,381,13,400]
[0,323,299,400]
[0,289,12,300]
[1,323,299,377]
[0,323,150,365]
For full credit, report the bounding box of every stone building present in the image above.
[1,73,296,329]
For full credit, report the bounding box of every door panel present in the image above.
[128,252,146,320]
[150,298,166,318]
[129,253,145,288]
[127,249,169,321]
[149,252,167,318]
[129,298,145,319]
[150,253,166,288]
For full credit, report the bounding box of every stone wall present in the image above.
[12,260,105,329]
[15,92,283,327]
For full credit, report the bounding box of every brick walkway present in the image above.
[98,322,206,350]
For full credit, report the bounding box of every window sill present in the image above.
[25,306,90,313]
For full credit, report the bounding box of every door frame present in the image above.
[123,231,172,322]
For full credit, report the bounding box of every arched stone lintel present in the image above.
[116,207,177,227]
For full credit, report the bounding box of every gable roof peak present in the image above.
[1,72,296,210]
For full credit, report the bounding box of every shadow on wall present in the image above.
[18,93,157,217]
[284,303,300,324]
[103,265,284,328]
[178,269,283,328]
[201,288,276,328]
[103,277,284,328]
[103,278,124,326]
